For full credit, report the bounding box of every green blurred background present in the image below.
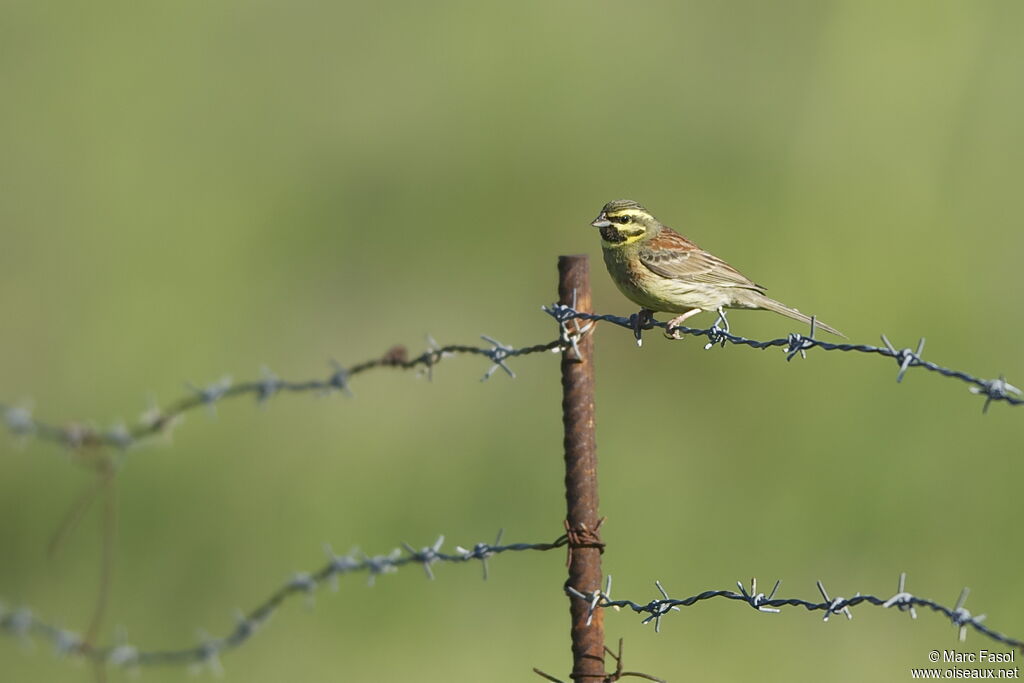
[2,2,1021,681]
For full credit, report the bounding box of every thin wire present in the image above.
[0,532,567,668]
[5,561,1020,670]
[565,572,1022,649]
[544,305,1022,411]
[0,335,566,452]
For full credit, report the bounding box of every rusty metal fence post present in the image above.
[558,255,605,680]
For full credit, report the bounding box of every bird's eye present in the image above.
[613,215,630,224]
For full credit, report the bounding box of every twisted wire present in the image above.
[6,563,1020,671]
[0,335,565,452]
[0,531,566,669]
[566,573,1022,650]
[544,305,1022,411]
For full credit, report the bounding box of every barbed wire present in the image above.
[0,531,566,670]
[0,332,574,453]
[6,549,1019,673]
[566,572,1023,651]
[543,305,1022,412]
[0,302,1018,458]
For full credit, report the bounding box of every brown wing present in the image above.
[638,227,766,293]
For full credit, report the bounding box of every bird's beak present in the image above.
[591,213,611,228]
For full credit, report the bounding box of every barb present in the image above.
[543,305,1023,411]
[567,572,1023,651]
[0,532,567,669]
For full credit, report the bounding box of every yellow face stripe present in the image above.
[607,230,647,246]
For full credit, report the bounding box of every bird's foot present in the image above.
[630,308,655,347]
[664,309,703,340]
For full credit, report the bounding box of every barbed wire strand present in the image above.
[0,334,569,453]
[0,531,567,670]
[544,305,1022,411]
[0,305,1017,455]
[565,572,1023,651]
[5,553,1020,672]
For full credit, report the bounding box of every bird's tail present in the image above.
[751,294,846,338]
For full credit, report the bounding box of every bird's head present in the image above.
[590,199,660,246]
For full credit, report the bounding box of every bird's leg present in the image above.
[664,308,703,339]
[631,308,655,347]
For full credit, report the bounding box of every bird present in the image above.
[590,199,845,338]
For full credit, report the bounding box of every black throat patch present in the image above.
[599,225,627,244]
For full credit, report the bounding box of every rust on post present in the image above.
[558,255,605,681]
